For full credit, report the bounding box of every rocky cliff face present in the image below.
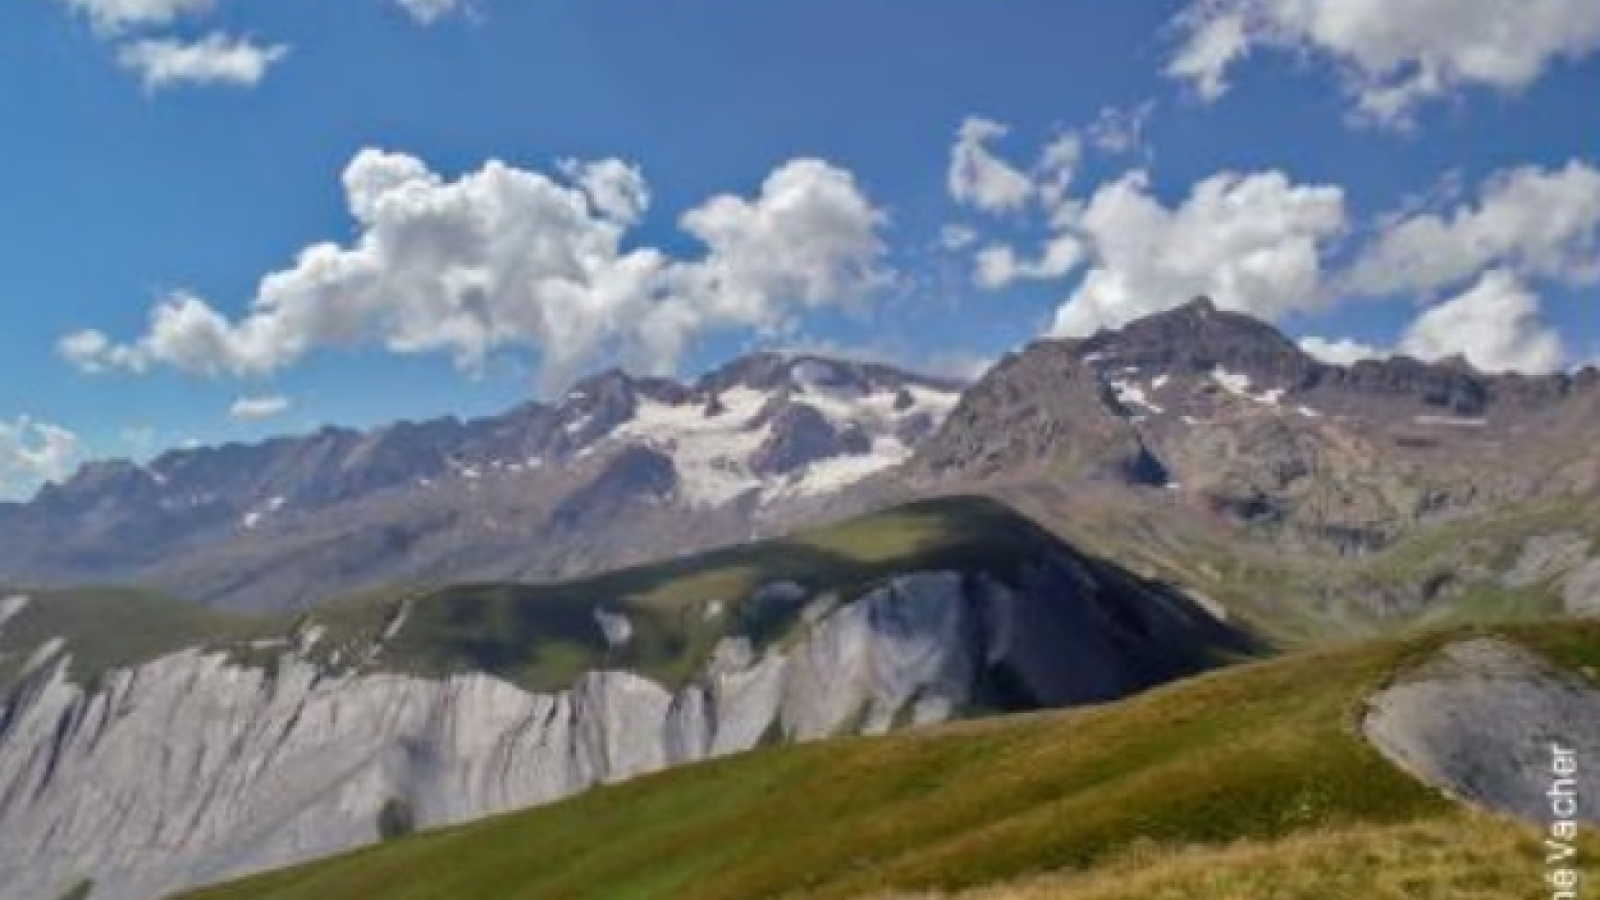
[0,561,1234,900]
[1363,638,1600,825]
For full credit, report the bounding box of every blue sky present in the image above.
[1,0,1598,497]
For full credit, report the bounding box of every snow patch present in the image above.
[1110,378,1164,415]
[611,380,960,507]
[1212,367,1287,408]
[765,436,912,501]
[241,496,288,531]
[1211,366,1254,397]
[614,386,771,507]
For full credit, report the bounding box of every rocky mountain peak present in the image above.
[697,351,963,400]
[1077,296,1314,391]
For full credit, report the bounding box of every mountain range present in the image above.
[0,355,960,612]
[2,299,1598,900]
[4,298,1597,634]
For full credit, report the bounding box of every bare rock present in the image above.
[1363,638,1600,824]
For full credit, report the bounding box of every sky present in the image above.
[1,0,1597,498]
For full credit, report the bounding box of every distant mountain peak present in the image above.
[1082,297,1307,367]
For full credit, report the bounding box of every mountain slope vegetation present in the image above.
[169,621,1600,900]
[4,494,1239,697]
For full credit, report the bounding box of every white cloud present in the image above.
[229,395,291,421]
[58,330,117,373]
[1035,134,1082,212]
[973,236,1084,291]
[1086,101,1157,157]
[57,0,214,33]
[62,151,889,391]
[1049,169,1347,335]
[561,158,650,226]
[673,158,888,345]
[118,33,288,92]
[1350,160,1600,297]
[388,0,461,24]
[1299,335,1385,365]
[1168,0,1600,126]
[0,418,84,501]
[1168,7,1250,102]
[947,118,1035,214]
[1397,269,1566,373]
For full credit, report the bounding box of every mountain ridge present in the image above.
[0,352,962,611]
[0,496,1245,900]
[2,299,1597,627]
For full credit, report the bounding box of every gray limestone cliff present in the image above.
[1363,638,1600,824]
[0,568,1229,900]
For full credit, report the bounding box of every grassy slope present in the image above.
[307,495,1106,692]
[0,588,279,695]
[1002,481,1600,646]
[3,496,1101,697]
[172,621,1600,900]
[885,815,1593,900]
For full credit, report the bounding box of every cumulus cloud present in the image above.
[1299,335,1385,365]
[948,118,1035,214]
[228,395,291,421]
[118,33,288,92]
[57,0,214,33]
[1350,160,1600,297]
[62,151,889,391]
[1168,0,1600,126]
[1397,269,1566,373]
[560,158,650,226]
[673,159,887,340]
[0,418,84,501]
[1049,169,1347,335]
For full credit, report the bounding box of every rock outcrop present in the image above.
[0,567,1231,900]
[1363,638,1600,824]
